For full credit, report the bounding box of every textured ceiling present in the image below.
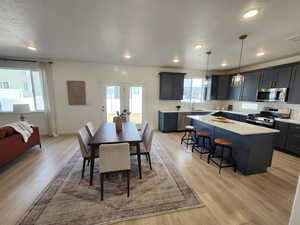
[1,0,300,70]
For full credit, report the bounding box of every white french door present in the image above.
[101,83,143,125]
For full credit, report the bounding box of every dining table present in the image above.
[88,122,143,186]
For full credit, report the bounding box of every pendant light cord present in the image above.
[205,51,211,76]
[238,38,244,74]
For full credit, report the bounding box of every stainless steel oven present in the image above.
[256,88,288,102]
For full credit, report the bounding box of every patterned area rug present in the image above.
[17,138,204,225]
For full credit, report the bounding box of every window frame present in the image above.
[0,67,46,113]
[181,78,206,103]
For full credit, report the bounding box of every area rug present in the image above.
[17,138,204,225]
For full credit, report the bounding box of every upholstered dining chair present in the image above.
[85,121,96,138]
[99,143,131,200]
[77,127,99,179]
[130,125,154,170]
[139,121,149,139]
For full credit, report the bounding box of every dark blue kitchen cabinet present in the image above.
[207,75,231,100]
[274,121,289,150]
[260,68,278,89]
[285,123,300,156]
[242,71,261,101]
[288,64,300,104]
[277,65,292,88]
[159,72,186,100]
[159,112,178,132]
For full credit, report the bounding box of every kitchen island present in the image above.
[188,115,279,175]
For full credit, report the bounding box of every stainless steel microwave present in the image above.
[256,88,288,102]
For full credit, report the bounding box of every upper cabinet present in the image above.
[207,75,231,100]
[288,64,300,104]
[159,72,186,100]
[260,65,292,89]
[242,71,261,101]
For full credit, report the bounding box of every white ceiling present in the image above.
[1,0,300,70]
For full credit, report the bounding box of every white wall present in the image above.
[51,61,221,134]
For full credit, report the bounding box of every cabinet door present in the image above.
[260,69,277,89]
[159,75,173,99]
[159,112,178,132]
[274,121,289,149]
[173,75,185,100]
[159,73,185,100]
[276,66,292,88]
[288,65,300,104]
[242,71,261,101]
[217,75,230,100]
[286,124,300,155]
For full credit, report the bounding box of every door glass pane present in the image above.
[106,86,120,122]
[129,87,142,124]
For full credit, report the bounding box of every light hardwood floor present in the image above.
[1,132,299,225]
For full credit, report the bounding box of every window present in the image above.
[0,68,45,112]
[0,81,9,89]
[182,78,206,103]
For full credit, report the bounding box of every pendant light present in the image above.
[231,34,247,87]
[204,51,212,87]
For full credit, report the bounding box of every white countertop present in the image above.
[188,115,279,135]
[159,110,213,113]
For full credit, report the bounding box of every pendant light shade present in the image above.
[204,51,212,87]
[232,34,247,87]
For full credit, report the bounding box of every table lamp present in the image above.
[13,104,31,121]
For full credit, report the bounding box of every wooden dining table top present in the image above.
[89,122,142,146]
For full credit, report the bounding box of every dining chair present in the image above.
[139,121,149,139]
[85,121,96,138]
[77,127,99,179]
[99,143,131,200]
[130,125,154,170]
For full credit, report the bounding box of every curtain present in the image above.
[40,62,58,136]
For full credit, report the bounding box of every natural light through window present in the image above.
[106,86,120,122]
[129,87,142,124]
[182,78,206,103]
[0,68,45,112]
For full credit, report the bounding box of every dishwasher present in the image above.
[177,112,192,131]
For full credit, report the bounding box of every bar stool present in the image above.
[192,131,212,159]
[208,138,236,174]
[181,125,196,148]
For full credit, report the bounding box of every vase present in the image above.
[113,116,122,133]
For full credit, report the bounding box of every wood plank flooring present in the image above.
[0,132,299,225]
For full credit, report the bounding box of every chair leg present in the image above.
[147,153,152,170]
[81,158,86,179]
[127,170,130,197]
[181,130,187,144]
[100,173,104,201]
[145,154,149,161]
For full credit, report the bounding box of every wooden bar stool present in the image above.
[181,125,196,148]
[208,138,237,174]
[192,131,212,159]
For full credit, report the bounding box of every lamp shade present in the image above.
[13,104,31,113]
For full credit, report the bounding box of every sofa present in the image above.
[0,126,41,168]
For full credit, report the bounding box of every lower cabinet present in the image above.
[274,121,300,156]
[159,112,178,132]
[286,124,300,155]
[274,121,289,150]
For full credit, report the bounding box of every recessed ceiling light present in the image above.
[243,9,259,19]
[27,45,37,51]
[124,54,131,59]
[221,63,227,67]
[194,43,203,49]
[256,51,265,56]
[173,58,179,63]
